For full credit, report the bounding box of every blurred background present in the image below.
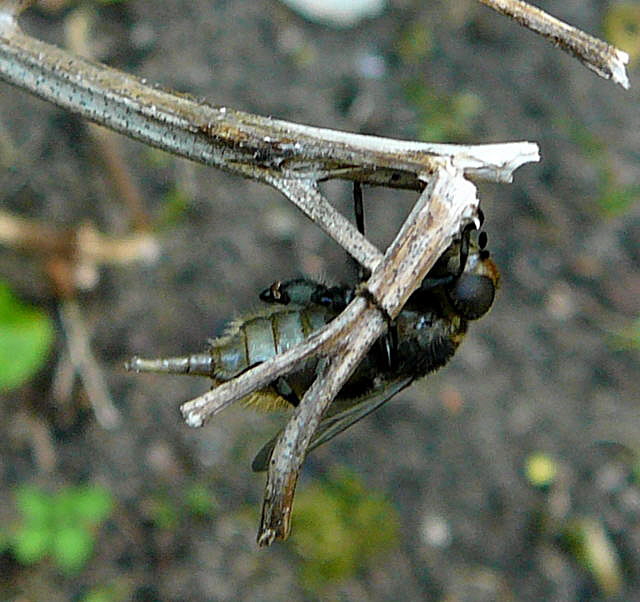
[0,0,639,600]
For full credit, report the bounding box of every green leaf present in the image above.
[53,487,81,527]
[185,483,217,518]
[0,281,54,391]
[12,525,51,565]
[72,485,114,525]
[15,486,53,527]
[52,525,95,572]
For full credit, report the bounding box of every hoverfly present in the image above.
[127,184,499,471]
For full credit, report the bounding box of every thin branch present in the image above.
[176,299,363,427]
[0,18,538,191]
[478,0,630,89]
[73,223,159,267]
[58,299,121,430]
[269,178,383,275]
[13,411,57,472]
[0,210,159,278]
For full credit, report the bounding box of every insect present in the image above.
[127,184,500,471]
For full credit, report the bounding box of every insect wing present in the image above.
[307,376,414,452]
[251,376,414,472]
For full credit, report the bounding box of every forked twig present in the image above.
[0,210,159,287]
[57,299,122,430]
[0,209,159,428]
[0,17,537,265]
[257,165,478,544]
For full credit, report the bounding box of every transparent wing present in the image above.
[251,376,414,472]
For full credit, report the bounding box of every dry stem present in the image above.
[478,0,630,89]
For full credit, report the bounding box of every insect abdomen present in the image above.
[210,306,331,381]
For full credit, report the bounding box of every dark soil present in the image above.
[1,1,639,600]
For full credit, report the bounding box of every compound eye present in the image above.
[447,274,496,320]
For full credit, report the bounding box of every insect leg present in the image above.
[419,221,476,292]
[385,323,399,371]
[456,222,472,277]
[354,181,399,370]
[353,181,365,236]
[353,182,371,282]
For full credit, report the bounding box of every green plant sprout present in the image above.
[562,517,623,597]
[3,484,113,573]
[291,468,399,592]
[0,280,54,392]
[185,483,218,518]
[139,482,216,531]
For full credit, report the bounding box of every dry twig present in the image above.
[57,299,121,430]
[0,210,159,288]
[478,0,630,89]
[0,209,159,428]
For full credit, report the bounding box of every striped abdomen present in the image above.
[210,305,334,381]
[125,304,335,386]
